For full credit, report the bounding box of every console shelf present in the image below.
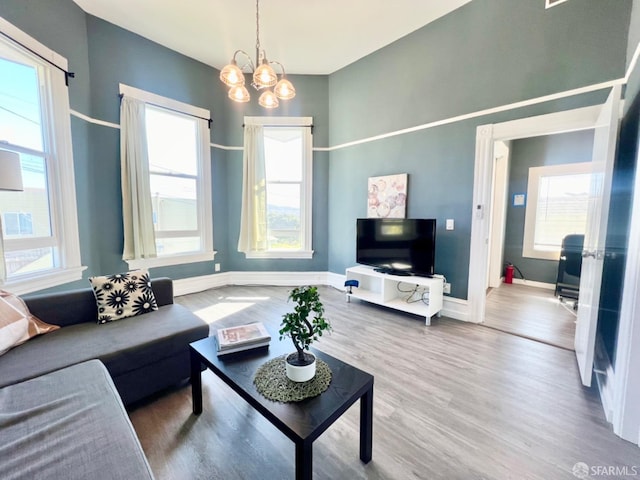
[345,265,443,325]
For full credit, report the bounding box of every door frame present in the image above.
[468,104,602,325]
[487,141,510,288]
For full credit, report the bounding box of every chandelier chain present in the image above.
[255,0,261,54]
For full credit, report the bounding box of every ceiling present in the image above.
[72,0,472,75]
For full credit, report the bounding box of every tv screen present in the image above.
[356,218,436,276]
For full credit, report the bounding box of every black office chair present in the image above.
[555,234,584,304]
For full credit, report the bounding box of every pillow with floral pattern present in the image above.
[89,269,158,324]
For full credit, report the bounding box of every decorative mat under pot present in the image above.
[253,354,332,402]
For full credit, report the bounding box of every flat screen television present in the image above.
[356,218,436,277]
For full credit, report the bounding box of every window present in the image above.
[0,19,83,293]
[241,116,313,259]
[3,213,33,236]
[522,162,592,260]
[120,84,213,269]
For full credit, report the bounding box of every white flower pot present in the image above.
[285,352,316,382]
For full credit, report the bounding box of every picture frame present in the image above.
[367,173,408,218]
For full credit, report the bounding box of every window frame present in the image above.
[0,18,84,295]
[119,84,214,270]
[522,161,592,260]
[243,116,313,259]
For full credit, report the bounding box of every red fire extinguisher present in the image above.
[505,263,514,284]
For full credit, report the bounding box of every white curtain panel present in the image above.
[238,124,267,253]
[120,97,157,260]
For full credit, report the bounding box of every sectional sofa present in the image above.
[0,277,209,479]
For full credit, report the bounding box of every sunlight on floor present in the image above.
[193,295,273,324]
[195,302,254,324]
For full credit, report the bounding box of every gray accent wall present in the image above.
[502,130,595,285]
[327,0,631,299]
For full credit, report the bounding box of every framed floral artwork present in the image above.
[367,173,408,218]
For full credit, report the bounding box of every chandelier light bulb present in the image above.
[274,78,296,100]
[253,61,277,88]
[228,85,250,103]
[258,90,279,108]
[220,61,245,87]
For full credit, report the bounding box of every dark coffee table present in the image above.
[190,337,374,480]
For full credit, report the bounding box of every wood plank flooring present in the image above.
[128,285,639,480]
[484,283,576,350]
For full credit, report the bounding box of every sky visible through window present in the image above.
[0,57,45,186]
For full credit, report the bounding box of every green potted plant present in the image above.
[279,286,331,382]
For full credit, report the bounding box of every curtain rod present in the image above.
[242,123,314,132]
[0,31,75,86]
[119,94,212,129]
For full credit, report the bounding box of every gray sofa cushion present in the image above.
[0,304,208,389]
[0,360,154,480]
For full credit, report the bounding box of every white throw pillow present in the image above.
[89,269,158,324]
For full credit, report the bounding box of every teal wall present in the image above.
[0,0,97,286]
[0,2,329,292]
[502,130,595,284]
[222,75,330,272]
[327,0,632,299]
[0,0,635,297]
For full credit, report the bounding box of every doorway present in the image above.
[467,104,602,326]
[482,130,596,349]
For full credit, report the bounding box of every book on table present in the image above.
[215,322,271,355]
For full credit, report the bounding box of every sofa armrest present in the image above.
[24,288,99,327]
[151,277,174,307]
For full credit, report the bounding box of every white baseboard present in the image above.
[228,271,330,286]
[175,271,340,296]
[441,296,470,322]
[512,278,556,290]
[173,272,231,297]
[326,271,347,291]
[595,334,615,423]
[174,270,470,323]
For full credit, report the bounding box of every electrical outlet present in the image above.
[443,283,451,294]
[215,263,221,272]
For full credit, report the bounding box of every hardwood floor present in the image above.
[128,285,638,480]
[484,283,576,350]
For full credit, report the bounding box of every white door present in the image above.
[574,85,621,386]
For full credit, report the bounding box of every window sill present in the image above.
[126,251,216,270]
[1,266,87,295]
[522,248,561,261]
[244,250,314,260]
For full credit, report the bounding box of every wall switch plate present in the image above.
[446,219,454,230]
[443,283,451,294]
[215,263,221,272]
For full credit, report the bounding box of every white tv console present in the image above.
[345,265,444,325]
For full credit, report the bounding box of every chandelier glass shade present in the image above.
[228,85,250,103]
[219,0,295,109]
[220,61,245,88]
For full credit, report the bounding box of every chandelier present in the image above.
[219,0,296,109]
